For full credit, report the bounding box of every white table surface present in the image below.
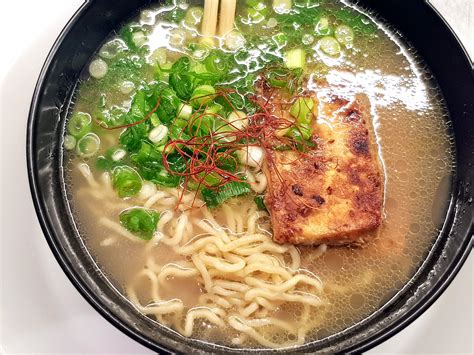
[0,1,472,354]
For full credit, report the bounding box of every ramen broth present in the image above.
[64,0,454,349]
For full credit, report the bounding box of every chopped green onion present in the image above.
[184,7,204,27]
[64,135,76,151]
[112,166,142,198]
[237,146,265,169]
[266,67,302,90]
[190,85,216,108]
[177,103,193,119]
[132,142,181,187]
[247,8,266,23]
[214,124,234,142]
[201,181,251,208]
[150,113,161,127]
[173,118,188,129]
[224,31,246,51]
[67,112,92,138]
[290,97,314,123]
[76,133,100,158]
[119,24,145,50]
[192,48,209,60]
[169,56,194,100]
[272,32,288,47]
[254,195,267,211]
[205,103,223,115]
[110,148,126,162]
[267,70,287,88]
[286,125,312,141]
[96,156,112,171]
[273,0,292,14]
[190,60,208,75]
[284,48,306,69]
[99,39,127,60]
[286,97,315,142]
[156,87,181,124]
[199,37,216,48]
[315,17,331,35]
[302,34,314,45]
[227,110,248,130]
[89,58,108,79]
[253,2,269,14]
[97,148,126,171]
[195,104,222,135]
[199,172,224,187]
[140,9,156,25]
[148,125,169,145]
[169,28,188,48]
[119,81,135,94]
[132,31,147,47]
[214,110,247,142]
[335,25,355,46]
[119,208,159,240]
[267,17,278,28]
[318,36,341,56]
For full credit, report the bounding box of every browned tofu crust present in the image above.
[264,93,383,245]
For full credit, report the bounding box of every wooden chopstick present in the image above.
[201,0,219,38]
[218,0,237,37]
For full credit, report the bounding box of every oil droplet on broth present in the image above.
[350,294,365,309]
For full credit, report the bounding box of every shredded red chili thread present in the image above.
[160,78,319,208]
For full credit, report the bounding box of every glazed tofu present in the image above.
[264,93,383,245]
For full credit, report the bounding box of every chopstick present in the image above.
[201,0,219,38]
[201,0,237,44]
[218,0,237,37]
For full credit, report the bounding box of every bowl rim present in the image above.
[26,0,473,353]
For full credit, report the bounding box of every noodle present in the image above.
[120,193,327,347]
[162,213,188,246]
[75,149,328,348]
[138,181,157,200]
[183,307,226,337]
[144,191,168,208]
[157,263,200,285]
[77,163,99,188]
[99,217,145,243]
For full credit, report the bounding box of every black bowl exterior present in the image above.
[27,0,473,353]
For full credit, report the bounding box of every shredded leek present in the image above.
[112,166,143,198]
[284,48,306,69]
[201,181,251,208]
[119,208,159,240]
[67,112,92,138]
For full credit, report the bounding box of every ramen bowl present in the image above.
[27,0,473,353]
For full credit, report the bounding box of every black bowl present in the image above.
[27,0,473,353]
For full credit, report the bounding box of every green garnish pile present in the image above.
[65,0,377,239]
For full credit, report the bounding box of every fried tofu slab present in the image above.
[264,93,383,245]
